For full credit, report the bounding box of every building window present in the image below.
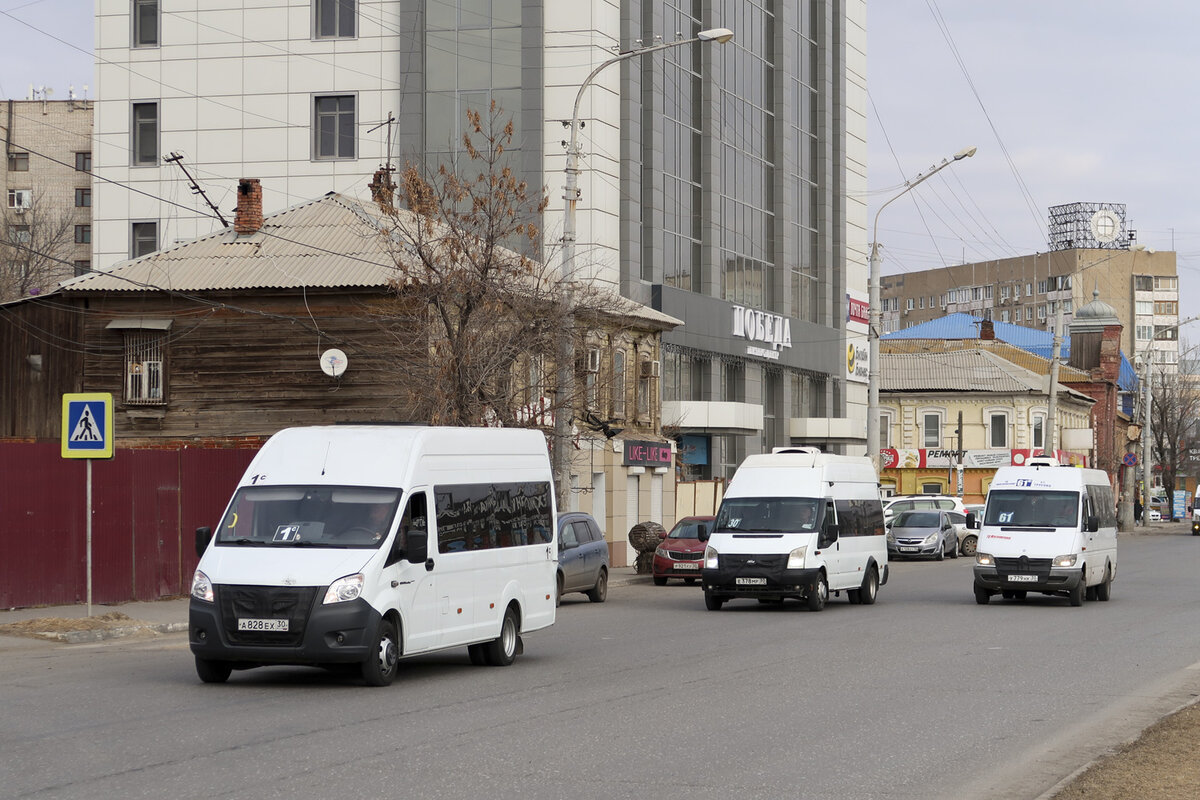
[124,331,166,405]
[132,102,159,166]
[1154,300,1178,315]
[1001,310,1009,323]
[922,412,941,448]
[1032,414,1045,449]
[1136,325,1153,340]
[921,482,944,494]
[637,357,654,419]
[75,188,92,207]
[1153,325,1178,341]
[1153,276,1177,291]
[611,348,626,419]
[133,0,159,47]
[906,298,914,311]
[8,152,29,171]
[131,221,157,258]
[11,224,31,244]
[7,189,31,209]
[1135,300,1153,315]
[988,412,1009,448]
[74,260,91,277]
[918,296,924,310]
[1025,282,1033,296]
[314,0,356,38]
[313,94,356,159]
[1133,275,1153,291]
[585,346,600,408]
[75,151,92,172]
[879,411,893,449]
[75,224,91,244]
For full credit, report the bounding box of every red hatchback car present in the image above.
[652,516,715,585]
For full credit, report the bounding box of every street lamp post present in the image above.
[552,28,734,507]
[866,146,977,472]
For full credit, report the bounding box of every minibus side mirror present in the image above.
[966,512,978,530]
[1087,515,1099,533]
[818,524,839,549]
[407,531,428,563]
[195,526,213,558]
[698,525,710,542]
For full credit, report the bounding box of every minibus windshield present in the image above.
[216,486,401,548]
[715,497,822,533]
[984,490,1078,528]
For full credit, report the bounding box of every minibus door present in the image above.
[818,500,846,586]
[385,490,440,653]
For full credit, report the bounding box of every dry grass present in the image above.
[1052,701,1200,799]
[0,612,139,639]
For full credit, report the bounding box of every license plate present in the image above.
[736,577,767,585]
[1007,574,1037,583]
[238,618,289,632]
[674,562,699,570]
[900,546,918,552]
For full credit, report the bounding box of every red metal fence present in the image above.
[0,443,256,609]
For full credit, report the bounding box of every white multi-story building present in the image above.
[94,0,868,482]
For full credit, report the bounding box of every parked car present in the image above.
[556,512,609,605]
[948,510,978,556]
[883,494,966,525]
[1148,508,1162,522]
[652,516,714,585]
[887,510,959,561]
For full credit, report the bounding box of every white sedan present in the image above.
[1148,509,1162,522]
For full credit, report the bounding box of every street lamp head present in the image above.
[698,27,735,44]
[954,145,978,160]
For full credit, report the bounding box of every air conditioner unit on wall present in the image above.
[640,359,660,378]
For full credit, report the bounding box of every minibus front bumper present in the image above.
[189,589,383,666]
[702,564,822,598]
[973,565,1082,594]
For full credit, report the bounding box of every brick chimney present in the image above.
[979,318,995,340]
[234,178,263,235]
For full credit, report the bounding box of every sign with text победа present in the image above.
[62,393,114,459]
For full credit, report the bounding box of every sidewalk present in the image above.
[0,566,652,648]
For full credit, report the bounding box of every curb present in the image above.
[59,621,189,644]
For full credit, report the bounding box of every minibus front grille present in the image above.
[994,557,1052,573]
[723,554,785,571]
[217,585,318,646]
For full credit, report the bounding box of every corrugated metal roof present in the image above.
[881,338,1092,383]
[884,312,1138,392]
[882,349,1094,405]
[57,192,682,329]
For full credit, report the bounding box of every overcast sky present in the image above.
[3,0,1197,334]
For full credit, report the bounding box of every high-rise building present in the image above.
[93,1,868,480]
[1,96,93,300]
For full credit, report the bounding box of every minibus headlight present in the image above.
[786,546,807,569]
[704,546,719,569]
[1053,554,1078,568]
[323,573,364,604]
[190,570,214,603]
[976,552,995,567]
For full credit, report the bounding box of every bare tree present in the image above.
[370,103,639,449]
[1149,366,1200,503]
[0,196,77,301]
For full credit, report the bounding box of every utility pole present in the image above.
[163,152,229,228]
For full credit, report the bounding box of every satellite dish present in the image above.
[320,348,348,378]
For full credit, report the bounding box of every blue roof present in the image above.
[884,313,1138,392]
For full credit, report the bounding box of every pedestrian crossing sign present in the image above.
[62,393,114,459]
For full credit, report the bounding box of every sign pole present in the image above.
[86,459,93,617]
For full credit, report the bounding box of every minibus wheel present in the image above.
[362,619,399,686]
[1095,565,1112,601]
[484,607,519,666]
[806,573,828,612]
[855,567,879,605]
[195,657,232,684]
[1068,579,1086,607]
[974,585,990,605]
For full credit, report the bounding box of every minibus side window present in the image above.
[388,492,428,565]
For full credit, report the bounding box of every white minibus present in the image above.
[189,425,557,685]
[969,459,1117,606]
[699,448,888,611]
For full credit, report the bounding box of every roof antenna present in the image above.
[163,151,230,228]
[368,112,396,175]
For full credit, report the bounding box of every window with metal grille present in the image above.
[124,331,166,404]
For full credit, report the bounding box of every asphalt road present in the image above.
[2,531,1198,800]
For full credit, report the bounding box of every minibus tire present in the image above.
[704,592,724,611]
[1068,580,1085,607]
[586,568,608,603]
[974,585,990,605]
[806,573,828,612]
[195,657,232,684]
[857,567,879,605]
[1095,565,1112,601]
[362,619,400,686]
[484,607,519,666]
